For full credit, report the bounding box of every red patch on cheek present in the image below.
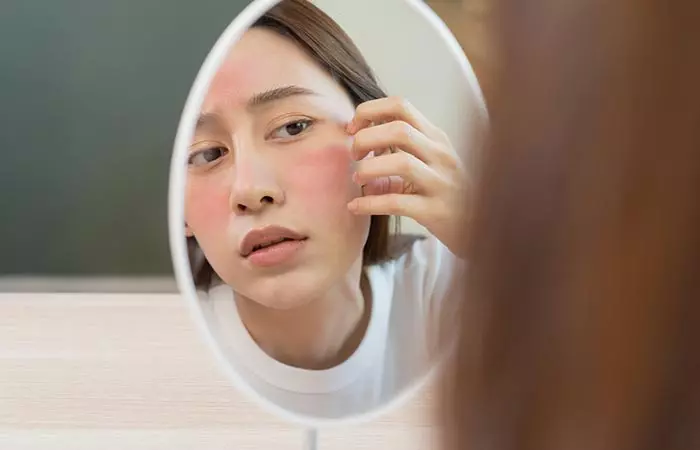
[185,182,230,233]
[287,143,359,212]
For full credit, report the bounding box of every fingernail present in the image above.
[347,199,358,212]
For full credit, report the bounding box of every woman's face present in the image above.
[184,28,370,309]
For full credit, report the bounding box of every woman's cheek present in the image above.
[185,181,230,234]
[288,143,359,213]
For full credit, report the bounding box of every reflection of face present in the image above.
[185,28,370,309]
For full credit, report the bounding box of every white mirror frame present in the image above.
[169,0,486,428]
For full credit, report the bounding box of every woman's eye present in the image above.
[188,146,228,167]
[272,119,313,139]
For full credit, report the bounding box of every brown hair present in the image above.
[188,0,393,289]
[442,0,700,449]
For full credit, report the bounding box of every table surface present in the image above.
[0,293,441,450]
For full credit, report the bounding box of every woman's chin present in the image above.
[237,277,331,311]
[257,296,314,311]
[224,260,349,310]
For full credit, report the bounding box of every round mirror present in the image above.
[169,0,487,427]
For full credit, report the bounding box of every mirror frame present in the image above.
[168,0,486,427]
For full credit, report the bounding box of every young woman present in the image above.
[184,0,471,418]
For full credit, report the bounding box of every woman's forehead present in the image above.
[201,28,341,113]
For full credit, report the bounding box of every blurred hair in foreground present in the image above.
[440,0,700,449]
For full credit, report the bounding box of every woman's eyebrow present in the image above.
[247,85,318,110]
[195,85,318,132]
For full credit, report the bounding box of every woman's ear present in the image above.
[185,223,194,237]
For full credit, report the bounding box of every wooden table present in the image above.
[0,293,440,449]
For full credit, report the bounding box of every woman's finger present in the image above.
[361,175,406,196]
[351,120,438,163]
[347,192,430,219]
[353,151,440,193]
[347,96,441,140]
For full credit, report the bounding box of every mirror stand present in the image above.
[304,428,318,450]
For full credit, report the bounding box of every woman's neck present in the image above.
[234,259,372,370]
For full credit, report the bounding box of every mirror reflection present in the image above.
[178,0,484,422]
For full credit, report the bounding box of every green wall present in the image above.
[0,0,251,276]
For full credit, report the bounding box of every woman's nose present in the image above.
[229,155,284,214]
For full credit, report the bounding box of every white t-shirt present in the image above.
[198,235,462,421]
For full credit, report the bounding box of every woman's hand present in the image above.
[346,96,472,257]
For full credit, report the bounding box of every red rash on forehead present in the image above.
[204,54,279,108]
[202,29,325,113]
[197,28,357,133]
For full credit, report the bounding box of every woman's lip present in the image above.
[239,225,307,257]
[245,238,307,268]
